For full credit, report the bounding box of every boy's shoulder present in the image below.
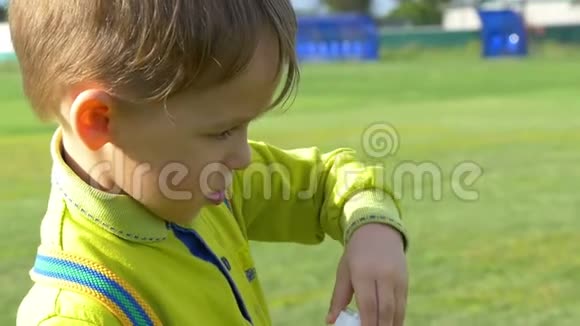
[17,283,120,326]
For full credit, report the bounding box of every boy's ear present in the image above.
[69,90,114,151]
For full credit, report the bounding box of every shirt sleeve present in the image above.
[230,140,408,249]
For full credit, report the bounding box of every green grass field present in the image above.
[1,49,580,326]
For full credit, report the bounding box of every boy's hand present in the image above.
[326,224,408,326]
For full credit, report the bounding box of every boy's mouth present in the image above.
[205,191,226,205]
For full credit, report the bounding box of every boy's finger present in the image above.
[377,280,395,326]
[393,282,408,326]
[326,256,353,324]
[353,279,378,326]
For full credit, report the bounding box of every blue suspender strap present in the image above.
[224,198,232,212]
[30,247,162,326]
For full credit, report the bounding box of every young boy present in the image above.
[10,1,409,325]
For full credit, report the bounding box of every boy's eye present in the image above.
[208,122,248,140]
[213,129,233,140]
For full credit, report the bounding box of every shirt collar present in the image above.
[49,128,169,242]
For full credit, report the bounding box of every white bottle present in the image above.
[334,310,360,326]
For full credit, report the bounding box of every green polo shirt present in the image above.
[17,129,407,325]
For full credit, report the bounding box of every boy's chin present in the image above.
[154,201,204,225]
[164,211,200,226]
[154,193,226,225]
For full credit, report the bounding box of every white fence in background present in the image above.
[0,23,14,55]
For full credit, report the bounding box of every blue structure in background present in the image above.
[478,8,529,58]
[296,14,380,62]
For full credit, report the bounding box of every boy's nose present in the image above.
[226,141,251,171]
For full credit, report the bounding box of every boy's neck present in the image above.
[61,133,119,194]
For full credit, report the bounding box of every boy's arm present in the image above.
[231,141,408,247]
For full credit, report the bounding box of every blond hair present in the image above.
[8,0,299,121]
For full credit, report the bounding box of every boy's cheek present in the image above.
[131,173,208,222]
[107,153,227,214]
[147,165,225,200]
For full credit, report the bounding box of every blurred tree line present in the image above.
[326,0,450,25]
[0,0,448,26]
[0,0,6,22]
